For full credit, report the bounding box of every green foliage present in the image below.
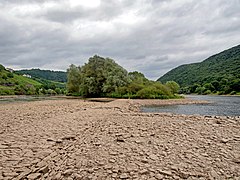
[67,64,82,93]
[166,81,180,94]
[158,44,240,95]
[67,55,181,99]
[67,55,130,97]
[16,69,67,82]
[0,64,5,71]
[0,64,65,95]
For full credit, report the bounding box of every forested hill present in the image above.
[16,69,67,83]
[157,44,240,94]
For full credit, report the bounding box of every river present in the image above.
[141,95,240,116]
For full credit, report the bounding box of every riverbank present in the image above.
[0,99,239,179]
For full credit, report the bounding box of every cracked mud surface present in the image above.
[0,98,239,179]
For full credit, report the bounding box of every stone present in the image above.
[141,158,148,163]
[119,173,128,179]
[109,159,116,163]
[112,173,118,178]
[27,173,41,180]
[149,154,158,161]
[53,173,62,180]
[63,169,74,176]
[38,165,49,174]
[155,174,164,180]
[56,139,63,143]
[233,157,240,164]
[220,138,229,143]
[3,172,18,177]
[159,170,172,176]
[140,169,149,174]
[209,169,219,178]
[116,138,125,142]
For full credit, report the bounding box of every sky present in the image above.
[0,0,239,80]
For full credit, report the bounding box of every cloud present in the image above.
[0,0,239,80]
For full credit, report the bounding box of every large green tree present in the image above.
[67,55,130,97]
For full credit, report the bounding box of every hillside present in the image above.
[0,64,42,95]
[16,69,67,83]
[0,65,65,95]
[157,45,240,94]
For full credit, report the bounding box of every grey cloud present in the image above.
[0,0,239,80]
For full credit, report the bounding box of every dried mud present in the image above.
[0,98,239,179]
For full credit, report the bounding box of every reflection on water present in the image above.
[0,96,66,104]
[141,95,240,116]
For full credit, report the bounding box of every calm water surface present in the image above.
[141,95,240,116]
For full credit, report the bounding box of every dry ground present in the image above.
[0,98,239,179]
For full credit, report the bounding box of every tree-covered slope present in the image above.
[16,69,67,83]
[0,65,66,95]
[157,44,240,94]
[0,64,42,95]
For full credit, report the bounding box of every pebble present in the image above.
[27,173,41,180]
[159,170,172,176]
[63,169,74,176]
[120,173,129,179]
[140,169,149,175]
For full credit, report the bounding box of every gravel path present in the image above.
[0,99,239,179]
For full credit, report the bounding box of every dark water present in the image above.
[141,95,240,116]
[0,96,66,103]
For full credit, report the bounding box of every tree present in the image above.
[165,81,180,94]
[67,55,130,97]
[67,64,82,94]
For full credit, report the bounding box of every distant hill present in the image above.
[16,69,67,83]
[0,64,42,95]
[0,65,66,95]
[157,45,240,94]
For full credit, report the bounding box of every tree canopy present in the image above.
[67,55,181,99]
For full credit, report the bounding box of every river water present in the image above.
[141,95,240,116]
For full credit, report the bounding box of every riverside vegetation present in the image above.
[67,55,180,99]
[1,57,180,99]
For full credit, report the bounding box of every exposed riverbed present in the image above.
[0,98,239,179]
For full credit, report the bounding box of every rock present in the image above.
[0,145,8,149]
[109,159,116,163]
[53,173,62,180]
[93,141,101,146]
[38,165,49,174]
[159,170,172,176]
[104,165,112,169]
[141,158,148,163]
[107,170,113,174]
[36,160,48,168]
[155,174,164,179]
[112,173,118,178]
[3,172,18,177]
[220,138,229,143]
[56,139,63,143]
[209,169,219,178]
[119,173,128,179]
[233,157,240,164]
[109,151,118,156]
[135,140,143,144]
[27,173,41,180]
[149,154,158,161]
[140,169,149,174]
[63,169,74,176]
[116,138,125,142]
[46,138,55,142]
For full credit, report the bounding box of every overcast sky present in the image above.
[0,0,239,80]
